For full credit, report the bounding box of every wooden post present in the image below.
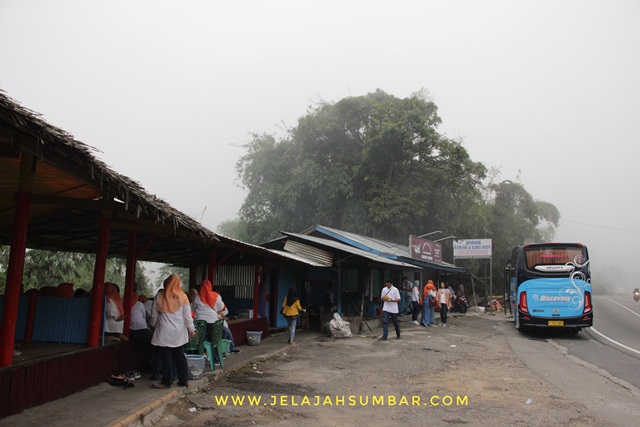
[253,264,259,319]
[208,250,216,287]
[88,213,111,347]
[0,153,34,367]
[122,230,137,337]
[471,275,478,308]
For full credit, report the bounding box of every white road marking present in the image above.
[607,298,640,319]
[590,327,640,356]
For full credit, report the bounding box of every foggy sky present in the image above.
[1,0,638,291]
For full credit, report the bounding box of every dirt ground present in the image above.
[155,314,607,427]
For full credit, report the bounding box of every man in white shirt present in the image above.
[379,279,401,341]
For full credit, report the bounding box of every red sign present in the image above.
[409,235,442,263]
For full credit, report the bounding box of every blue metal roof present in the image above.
[281,231,423,270]
[307,225,467,274]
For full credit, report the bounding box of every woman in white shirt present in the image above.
[436,282,453,327]
[150,274,195,389]
[194,279,226,341]
[104,283,125,341]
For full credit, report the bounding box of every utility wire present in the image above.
[560,218,640,233]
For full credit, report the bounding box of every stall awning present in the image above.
[281,231,422,270]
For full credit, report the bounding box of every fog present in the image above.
[1,0,638,293]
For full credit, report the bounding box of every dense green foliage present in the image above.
[234,89,560,292]
[0,246,152,296]
[237,89,487,243]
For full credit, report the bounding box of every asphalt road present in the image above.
[503,293,640,425]
[577,294,640,390]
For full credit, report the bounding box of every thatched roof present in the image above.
[0,89,289,268]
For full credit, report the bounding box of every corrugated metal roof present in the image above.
[283,240,333,266]
[313,225,407,257]
[269,249,331,267]
[311,225,468,274]
[282,231,422,269]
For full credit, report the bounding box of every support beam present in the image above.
[123,230,137,337]
[0,153,34,367]
[207,250,216,286]
[253,264,260,319]
[88,212,111,347]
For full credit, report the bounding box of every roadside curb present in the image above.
[109,338,296,427]
[109,389,179,427]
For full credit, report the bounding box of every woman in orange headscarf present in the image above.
[194,280,226,341]
[150,274,195,389]
[104,283,126,340]
[421,280,437,327]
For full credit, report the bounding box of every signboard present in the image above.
[453,239,492,259]
[409,235,442,263]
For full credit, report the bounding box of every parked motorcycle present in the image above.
[634,289,639,302]
[452,294,469,313]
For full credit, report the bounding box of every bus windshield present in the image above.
[524,245,587,271]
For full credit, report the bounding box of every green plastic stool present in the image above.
[220,339,231,356]
[203,341,217,371]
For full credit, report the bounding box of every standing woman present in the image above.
[421,280,437,327]
[150,274,195,389]
[104,283,126,341]
[436,281,453,327]
[282,288,304,345]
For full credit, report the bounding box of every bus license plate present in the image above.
[548,320,564,326]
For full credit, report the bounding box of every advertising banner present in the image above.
[453,239,492,259]
[409,235,442,263]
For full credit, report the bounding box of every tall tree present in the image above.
[234,89,560,296]
[236,89,487,243]
[486,180,560,287]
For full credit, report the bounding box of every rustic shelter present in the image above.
[0,90,304,417]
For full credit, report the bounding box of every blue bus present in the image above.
[507,243,592,333]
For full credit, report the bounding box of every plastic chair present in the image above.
[203,319,225,371]
[220,339,231,357]
[186,320,207,355]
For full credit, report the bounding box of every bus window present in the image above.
[524,246,586,270]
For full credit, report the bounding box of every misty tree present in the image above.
[236,89,487,243]
[485,180,560,287]
[217,219,249,240]
[0,245,8,290]
[233,89,560,296]
[0,247,152,296]
[152,263,189,292]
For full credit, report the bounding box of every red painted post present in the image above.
[87,214,111,347]
[0,189,31,367]
[122,231,136,337]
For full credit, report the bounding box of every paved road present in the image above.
[590,294,640,354]
[503,294,640,426]
[505,293,640,389]
[580,294,640,389]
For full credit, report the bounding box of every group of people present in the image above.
[103,274,241,390]
[379,277,456,341]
